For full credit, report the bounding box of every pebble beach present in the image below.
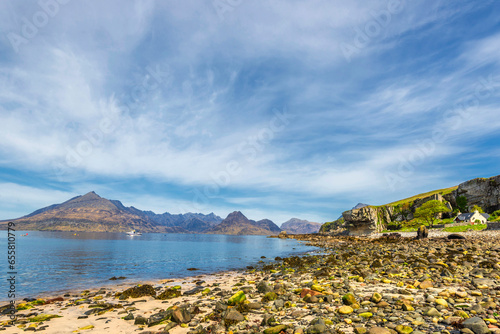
[1,230,499,334]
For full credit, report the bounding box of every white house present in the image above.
[454,210,490,224]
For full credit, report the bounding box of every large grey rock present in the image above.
[224,309,244,324]
[172,307,192,324]
[257,281,273,293]
[148,310,172,326]
[462,317,490,334]
[455,175,500,212]
[343,207,380,236]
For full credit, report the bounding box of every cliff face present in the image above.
[342,206,380,236]
[341,192,452,236]
[454,175,500,213]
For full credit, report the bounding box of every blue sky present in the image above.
[1,0,500,225]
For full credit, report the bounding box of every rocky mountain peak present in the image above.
[69,191,102,203]
[225,211,248,221]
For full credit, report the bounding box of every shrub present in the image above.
[456,196,468,212]
[470,205,484,213]
[488,210,500,221]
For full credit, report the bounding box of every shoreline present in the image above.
[1,231,316,304]
[1,231,499,333]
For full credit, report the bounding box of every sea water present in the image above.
[0,231,317,300]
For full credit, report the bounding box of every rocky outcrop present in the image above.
[340,192,456,236]
[454,175,500,212]
[337,174,500,236]
[342,206,381,236]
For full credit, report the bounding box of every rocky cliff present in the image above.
[332,174,500,236]
[454,175,500,213]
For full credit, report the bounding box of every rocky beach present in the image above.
[1,230,499,334]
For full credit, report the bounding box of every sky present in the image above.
[0,0,500,225]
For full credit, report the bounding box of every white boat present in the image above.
[126,230,142,236]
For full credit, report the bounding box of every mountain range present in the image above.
[0,191,298,235]
[207,211,281,235]
[1,191,222,233]
[280,218,321,234]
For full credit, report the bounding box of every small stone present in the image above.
[426,308,442,317]
[247,302,262,309]
[377,301,390,308]
[403,304,415,312]
[264,325,288,334]
[435,299,449,308]
[224,309,244,324]
[227,291,246,305]
[134,315,147,325]
[338,306,354,314]
[343,293,357,305]
[455,310,470,319]
[263,292,278,302]
[257,281,273,293]
[419,280,433,289]
[355,327,368,334]
[367,327,392,334]
[310,284,324,292]
[371,293,383,303]
[300,289,322,298]
[395,325,413,334]
[461,329,475,334]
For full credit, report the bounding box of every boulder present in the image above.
[224,309,244,325]
[343,206,380,236]
[462,317,490,334]
[416,225,428,239]
[227,291,246,305]
[172,307,192,324]
[148,310,172,326]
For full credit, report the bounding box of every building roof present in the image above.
[456,212,490,221]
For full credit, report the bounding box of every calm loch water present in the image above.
[0,231,317,300]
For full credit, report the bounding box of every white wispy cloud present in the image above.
[0,1,499,222]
